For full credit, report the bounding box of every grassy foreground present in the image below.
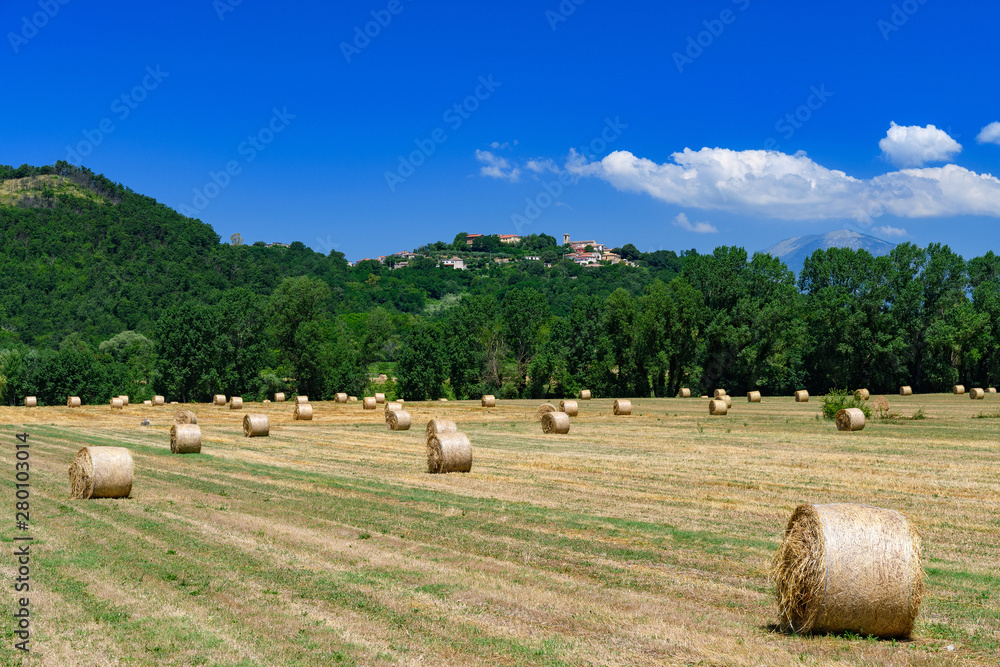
[1,393,998,666]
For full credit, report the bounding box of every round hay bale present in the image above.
[613,399,632,416]
[748,391,762,403]
[709,399,728,415]
[579,389,591,400]
[426,432,472,473]
[794,390,809,402]
[118,395,129,406]
[143,400,152,406]
[110,398,124,410]
[541,411,571,434]
[722,395,733,408]
[988,387,997,394]
[770,503,923,638]
[293,403,313,420]
[335,392,348,403]
[481,394,496,408]
[348,396,358,402]
[536,403,557,420]
[67,396,81,408]
[263,399,270,404]
[170,424,202,454]
[438,398,449,402]
[274,392,285,402]
[426,419,457,441]
[153,395,165,406]
[679,388,691,398]
[24,396,36,407]
[559,400,578,416]
[970,387,985,400]
[872,396,890,412]
[174,410,197,424]
[713,389,727,398]
[384,401,403,417]
[952,384,965,395]
[387,409,411,431]
[899,385,913,396]
[213,394,226,406]
[296,395,309,404]
[853,389,870,401]
[230,397,243,410]
[68,446,133,499]
[374,392,386,404]
[836,408,866,431]
[363,397,377,410]
[243,414,269,437]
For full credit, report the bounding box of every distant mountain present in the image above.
[763,229,897,275]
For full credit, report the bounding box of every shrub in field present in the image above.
[822,389,872,421]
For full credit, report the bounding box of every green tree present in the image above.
[397,323,448,400]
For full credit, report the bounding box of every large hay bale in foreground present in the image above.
[426,418,457,441]
[170,424,202,454]
[213,394,226,406]
[709,399,727,415]
[836,408,866,431]
[230,397,243,410]
[536,403,557,420]
[363,397,376,410]
[153,395,165,406]
[243,414,269,437]
[872,396,890,413]
[274,392,285,402]
[579,389,591,400]
[970,387,985,400]
[900,385,913,396]
[679,388,691,398]
[613,399,632,416]
[68,446,133,499]
[541,411,570,434]
[174,410,197,425]
[854,389,870,401]
[296,395,309,404]
[374,393,386,404]
[747,391,761,403]
[335,392,348,403]
[794,390,809,403]
[387,409,411,431]
[427,432,472,473]
[481,394,496,408]
[110,398,124,410]
[953,384,965,395]
[67,396,81,408]
[24,396,36,407]
[559,400,578,416]
[771,503,923,638]
[293,403,313,420]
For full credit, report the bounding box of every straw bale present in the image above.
[374,392,386,404]
[67,396,81,408]
[679,388,691,398]
[274,392,285,402]
[438,398,449,401]
[230,397,243,410]
[541,411,571,434]
[153,395,164,406]
[363,397,376,410]
[335,392,348,403]
[872,396,890,412]
[536,403,557,420]
[68,446,133,499]
[426,432,472,473]
[722,395,733,408]
[111,398,123,410]
[426,418,457,441]
[243,414,269,437]
[714,389,727,398]
[899,385,912,396]
[770,503,923,638]
[384,402,403,418]
[970,387,985,400]
[143,400,152,406]
[24,396,36,407]
[213,394,226,406]
[579,389,591,400]
[747,391,761,403]
[559,400,578,416]
[854,389,870,401]
[613,399,632,416]
[794,390,809,402]
[709,399,728,415]
[836,407,866,431]
[174,410,197,424]
[296,395,309,404]
[348,396,358,402]
[952,384,965,395]
[294,403,313,420]
[481,394,496,408]
[170,424,202,454]
[989,387,997,394]
[118,395,129,406]
[387,409,411,431]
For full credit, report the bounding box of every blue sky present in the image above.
[2,0,998,262]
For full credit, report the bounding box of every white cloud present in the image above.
[878,122,962,167]
[977,122,1000,145]
[475,150,520,182]
[672,212,717,234]
[489,140,518,150]
[873,225,908,238]
[525,158,559,173]
[568,147,1000,221]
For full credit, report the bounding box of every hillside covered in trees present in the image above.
[1,162,998,405]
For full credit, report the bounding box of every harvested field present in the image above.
[1,394,998,665]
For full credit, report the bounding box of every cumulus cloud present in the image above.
[878,122,962,167]
[525,158,559,173]
[672,212,717,234]
[567,147,1000,221]
[873,225,908,238]
[977,122,1000,145]
[475,150,520,182]
[489,140,518,150]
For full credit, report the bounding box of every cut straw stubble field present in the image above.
[0,395,998,665]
